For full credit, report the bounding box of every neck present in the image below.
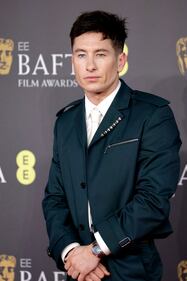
[85,79,119,105]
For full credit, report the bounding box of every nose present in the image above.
[0,51,6,62]
[2,268,8,281]
[86,56,96,72]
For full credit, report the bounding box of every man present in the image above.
[42,11,181,281]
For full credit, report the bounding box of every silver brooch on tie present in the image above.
[101,116,122,137]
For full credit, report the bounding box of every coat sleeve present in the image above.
[95,105,182,255]
[42,119,80,270]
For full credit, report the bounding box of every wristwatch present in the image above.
[91,241,104,258]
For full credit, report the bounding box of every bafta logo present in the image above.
[119,44,128,77]
[0,255,16,281]
[178,260,187,281]
[0,38,14,75]
[176,37,187,76]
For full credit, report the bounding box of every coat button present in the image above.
[80,182,86,189]
[119,237,131,248]
[79,224,85,231]
[47,247,52,257]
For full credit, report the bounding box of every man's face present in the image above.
[0,259,15,281]
[0,39,14,75]
[72,32,126,98]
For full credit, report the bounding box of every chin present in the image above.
[85,86,104,94]
[80,82,102,92]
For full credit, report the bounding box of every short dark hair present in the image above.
[70,10,128,52]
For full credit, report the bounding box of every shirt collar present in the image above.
[85,81,121,120]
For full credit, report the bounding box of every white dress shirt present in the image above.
[61,81,121,262]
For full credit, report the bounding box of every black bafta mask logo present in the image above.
[178,260,187,281]
[0,38,14,75]
[176,37,187,76]
[0,255,16,281]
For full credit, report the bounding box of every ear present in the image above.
[71,54,74,65]
[117,52,127,73]
[71,55,75,75]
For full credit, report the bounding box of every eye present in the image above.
[6,51,11,56]
[8,267,14,273]
[96,53,106,57]
[77,53,86,58]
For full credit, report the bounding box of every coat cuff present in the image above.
[48,233,81,270]
[95,214,131,255]
[61,242,80,262]
[94,232,111,255]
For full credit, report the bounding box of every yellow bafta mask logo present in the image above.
[0,38,14,75]
[0,255,16,281]
[176,37,187,76]
[119,44,129,77]
[178,260,187,281]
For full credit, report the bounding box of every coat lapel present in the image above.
[89,80,132,147]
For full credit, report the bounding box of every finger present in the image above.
[98,263,110,275]
[93,267,104,279]
[84,276,93,281]
[87,272,101,281]
[71,270,80,279]
[67,266,74,276]
[78,273,86,281]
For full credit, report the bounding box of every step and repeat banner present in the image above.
[0,1,187,280]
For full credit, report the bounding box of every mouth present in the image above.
[0,62,6,69]
[84,76,100,81]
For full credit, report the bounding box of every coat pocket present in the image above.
[104,138,139,154]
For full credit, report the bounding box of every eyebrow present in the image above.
[74,48,109,53]
[95,49,109,53]
[74,49,86,53]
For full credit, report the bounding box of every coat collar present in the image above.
[111,79,132,110]
[75,79,132,148]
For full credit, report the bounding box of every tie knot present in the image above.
[90,107,102,124]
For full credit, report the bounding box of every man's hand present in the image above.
[64,244,108,281]
[84,263,110,281]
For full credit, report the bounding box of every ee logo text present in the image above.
[16,150,36,185]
